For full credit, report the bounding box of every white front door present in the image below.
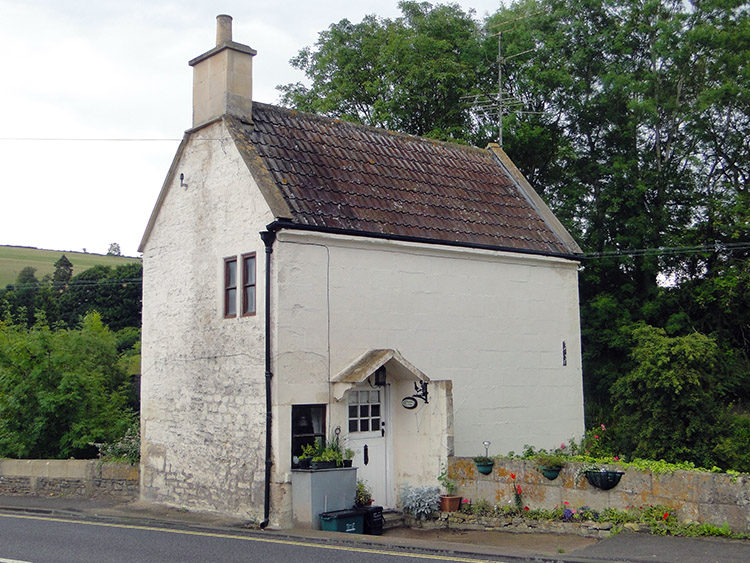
[346,384,393,508]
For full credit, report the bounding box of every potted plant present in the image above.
[473,455,495,475]
[311,437,344,469]
[343,448,355,467]
[536,451,567,480]
[355,480,373,507]
[438,467,461,512]
[297,442,319,469]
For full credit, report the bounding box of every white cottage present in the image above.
[139,15,584,527]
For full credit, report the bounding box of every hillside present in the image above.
[0,245,141,288]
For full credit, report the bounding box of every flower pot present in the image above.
[311,460,337,470]
[475,461,494,475]
[585,470,624,490]
[343,459,353,467]
[540,466,562,480]
[298,458,311,469]
[440,494,461,512]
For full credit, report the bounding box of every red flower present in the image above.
[614,456,620,461]
[510,473,516,480]
[524,506,530,511]
[594,435,599,439]
[663,512,669,520]
[516,485,522,494]
[564,501,569,505]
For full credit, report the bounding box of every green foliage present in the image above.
[0,313,136,459]
[95,419,140,465]
[400,484,441,519]
[438,466,456,494]
[355,480,373,507]
[610,324,727,467]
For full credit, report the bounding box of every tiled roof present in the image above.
[227,103,579,256]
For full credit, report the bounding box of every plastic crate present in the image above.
[319,509,364,534]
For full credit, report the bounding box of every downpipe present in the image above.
[259,229,276,528]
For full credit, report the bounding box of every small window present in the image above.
[348,389,381,433]
[292,405,326,468]
[242,253,256,316]
[224,257,237,318]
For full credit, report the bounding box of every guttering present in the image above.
[264,219,582,261]
[259,229,277,529]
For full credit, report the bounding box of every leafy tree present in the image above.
[53,254,73,284]
[0,313,135,459]
[278,1,488,142]
[610,324,728,467]
[107,243,121,256]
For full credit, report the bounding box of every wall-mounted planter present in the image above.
[540,466,562,480]
[311,460,337,470]
[474,461,494,475]
[585,470,624,490]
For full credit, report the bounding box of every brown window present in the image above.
[242,253,256,316]
[224,257,237,318]
[291,404,326,468]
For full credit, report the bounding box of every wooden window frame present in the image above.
[241,252,257,317]
[224,256,237,318]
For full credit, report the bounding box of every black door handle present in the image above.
[364,444,369,465]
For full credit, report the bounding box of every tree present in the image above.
[0,313,134,459]
[53,254,73,284]
[278,1,488,142]
[107,243,121,256]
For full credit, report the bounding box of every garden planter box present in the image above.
[292,467,357,529]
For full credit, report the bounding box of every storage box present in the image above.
[319,509,364,534]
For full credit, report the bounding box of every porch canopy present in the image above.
[331,349,430,401]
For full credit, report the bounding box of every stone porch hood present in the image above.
[331,349,430,401]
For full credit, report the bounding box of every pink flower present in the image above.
[564,501,569,506]
[601,424,606,431]
[614,456,620,461]
[594,435,599,439]
[524,506,530,511]
[462,498,469,503]
[560,443,566,450]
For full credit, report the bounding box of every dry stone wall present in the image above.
[448,457,750,533]
[0,460,138,501]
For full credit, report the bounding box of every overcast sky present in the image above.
[0,1,502,257]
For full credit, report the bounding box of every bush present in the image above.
[400,485,440,519]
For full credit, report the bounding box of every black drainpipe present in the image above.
[259,229,276,528]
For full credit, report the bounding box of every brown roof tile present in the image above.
[227,103,579,256]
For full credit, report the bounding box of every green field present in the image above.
[0,246,141,288]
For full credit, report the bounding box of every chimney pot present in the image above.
[216,14,232,45]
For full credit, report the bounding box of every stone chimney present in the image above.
[189,15,257,127]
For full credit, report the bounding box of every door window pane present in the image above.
[348,385,382,434]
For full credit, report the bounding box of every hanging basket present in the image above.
[540,466,562,480]
[475,461,494,475]
[585,470,624,490]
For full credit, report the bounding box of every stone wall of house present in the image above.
[449,457,750,533]
[140,119,274,522]
[0,459,139,500]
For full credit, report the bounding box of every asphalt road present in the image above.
[0,512,507,563]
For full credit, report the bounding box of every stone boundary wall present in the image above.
[448,457,750,534]
[0,459,139,501]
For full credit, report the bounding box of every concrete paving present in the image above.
[1,494,749,562]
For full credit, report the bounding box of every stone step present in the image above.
[382,509,404,530]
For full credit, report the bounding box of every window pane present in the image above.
[244,256,256,285]
[370,391,380,402]
[226,288,237,316]
[349,420,357,432]
[359,405,370,417]
[348,405,357,418]
[360,419,369,431]
[348,393,357,405]
[243,287,255,314]
[371,404,380,417]
[359,391,369,402]
[372,418,380,429]
[226,260,237,287]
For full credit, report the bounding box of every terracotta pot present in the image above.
[440,495,462,512]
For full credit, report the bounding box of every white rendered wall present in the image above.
[273,231,584,462]
[140,120,274,520]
